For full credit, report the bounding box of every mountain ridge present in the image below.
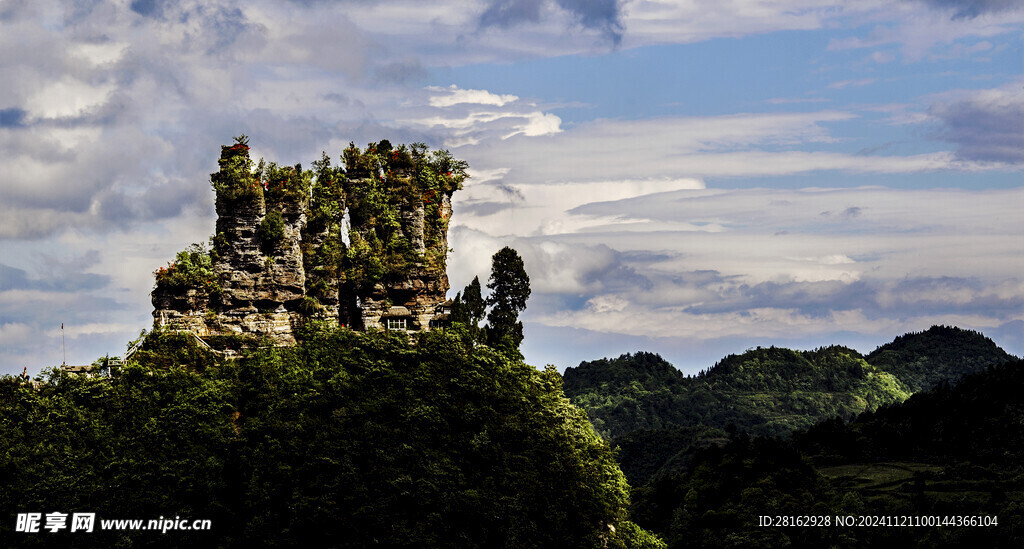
[564,325,1018,485]
[631,357,1024,548]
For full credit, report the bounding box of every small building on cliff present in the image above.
[151,137,467,345]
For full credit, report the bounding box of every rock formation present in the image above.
[152,138,466,345]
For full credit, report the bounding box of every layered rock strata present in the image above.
[152,140,463,345]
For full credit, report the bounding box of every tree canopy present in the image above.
[0,326,662,548]
[485,246,531,349]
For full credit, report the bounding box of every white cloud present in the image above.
[450,182,1023,356]
[24,77,116,119]
[621,0,845,47]
[828,78,876,90]
[70,41,128,67]
[401,85,564,147]
[455,110,991,190]
[824,3,1021,61]
[0,0,1020,375]
[0,323,34,344]
[428,85,519,107]
[505,111,562,138]
[924,81,1024,164]
[453,177,707,239]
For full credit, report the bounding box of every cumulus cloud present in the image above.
[0,0,1020,374]
[401,85,563,147]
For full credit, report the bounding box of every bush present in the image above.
[257,210,286,255]
[211,135,262,203]
[154,243,217,292]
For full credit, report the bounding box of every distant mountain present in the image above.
[564,346,910,441]
[565,326,1018,486]
[798,356,1024,466]
[866,325,1017,393]
[631,358,1024,548]
[565,326,1017,441]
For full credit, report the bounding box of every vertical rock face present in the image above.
[152,139,466,346]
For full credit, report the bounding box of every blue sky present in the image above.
[0,0,1021,375]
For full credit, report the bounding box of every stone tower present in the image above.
[151,138,465,345]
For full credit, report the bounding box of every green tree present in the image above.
[451,276,487,346]
[210,134,260,203]
[485,247,531,349]
[257,210,286,255]
[0,326,668,548]
[153,242,217,293]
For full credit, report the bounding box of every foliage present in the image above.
[128,329,221,372]
[259,162,312,209]
[566,327,1016,450]
[153,242,218,293]
[297,295,324,316]
[450,276,487,347]
[257,210,286,255]
[0,327,661,548]
[629,358,1024,548]
[559,327,1020,548]
[485,247,531,349]
[866,325,1017,392]
[210,135,261,203]
[609,520,669,549]
[308,151,345,228]
[340,141,467,289]
[564,347,911,442]
[0,365,236,548]
[612,425,729,486]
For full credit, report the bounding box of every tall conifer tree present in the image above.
[485,247,530,349]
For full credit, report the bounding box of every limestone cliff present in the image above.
[152,138,466,345]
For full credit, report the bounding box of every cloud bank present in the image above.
[0,0,1020,374]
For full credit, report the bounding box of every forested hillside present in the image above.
[565,325,1016,442]
[565,326,1018,489]
[564,346,910,441]
[559,325,1022,547]
[631,358,1024,548]
[0,327,662,548]
[865,326,1016,392]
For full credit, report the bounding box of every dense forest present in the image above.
[3,322,1019,547]
[631,358,1024,548]
[0,326,662,548]
[564,326,1022,547]
[564,346,911,441]
[565,326,1014,443]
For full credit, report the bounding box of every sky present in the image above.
[0,0,1021,376]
